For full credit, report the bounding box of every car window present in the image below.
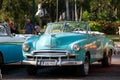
[45,22,88,34]
[45,23,63,34]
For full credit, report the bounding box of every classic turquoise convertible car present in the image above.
[0,23,32,65]
[22,21,114,76]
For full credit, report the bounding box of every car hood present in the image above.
[35,32,87,50]
[0,34,33,43]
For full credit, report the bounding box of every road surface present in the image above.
[1,54,120,80]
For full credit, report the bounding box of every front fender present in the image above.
[22,35,40,57]
[67,39,89,61]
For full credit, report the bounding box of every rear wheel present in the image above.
[26,66,38,75]
[77,55,90,76]
[0,69,2,80]
[102,50,112,67]
[0,53,4,65]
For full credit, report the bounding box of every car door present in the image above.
[0,35,24,64]
[95,36,103,60]
[88,33,102,60]
[0,44,23,64]
[87,35,97,60]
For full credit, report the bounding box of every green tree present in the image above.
[111,0,120,20]
[0,0,37,29]
[82,10,90,21]
[89,0,120,21]
[0,0,120,31]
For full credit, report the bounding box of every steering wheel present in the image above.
[74,28,85,31]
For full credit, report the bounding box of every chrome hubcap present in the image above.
[84,57,89,75]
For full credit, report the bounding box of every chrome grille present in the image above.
[26,50,77,61]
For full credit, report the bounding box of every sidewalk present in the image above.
[114,42,120,54]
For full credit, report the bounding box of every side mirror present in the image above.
[12,33,16,36]
[38,32,41,35]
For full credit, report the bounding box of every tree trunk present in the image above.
[56,0,59,21]
[75,0,78,21]
[0,0,3,10]
[79,6,83,21]
[66,0,69,20]
[72,0,75,21]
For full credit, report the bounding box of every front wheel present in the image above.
[77,55,90,76]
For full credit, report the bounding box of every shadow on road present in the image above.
[1,63,120,80]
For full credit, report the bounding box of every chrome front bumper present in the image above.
[23,50,83,66]
[23,60,83,66]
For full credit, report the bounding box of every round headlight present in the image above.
[73,44,80,51]
[22,44,30,52]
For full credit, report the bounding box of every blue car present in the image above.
[0,23,32,65]
[22,21,114,76]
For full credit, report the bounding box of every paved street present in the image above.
[0,53,120,80]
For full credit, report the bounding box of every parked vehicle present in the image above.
[22,21,114,76]
[0,23,33,65]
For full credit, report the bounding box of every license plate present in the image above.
[38,60,57,66]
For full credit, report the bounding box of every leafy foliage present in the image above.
[0,0,120,34]
[89,21,102,32]
[100,21,116,34]
[82,11,90,21]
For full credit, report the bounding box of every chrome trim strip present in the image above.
[31,50,69,55]
[25,53,76,57]
[31,50,68,53]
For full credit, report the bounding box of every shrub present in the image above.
[82,11,90,21]
[88,21,120,35]
[99,21,116,35]
[89,21,102,32]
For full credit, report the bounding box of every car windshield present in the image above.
[45,22,88,34]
